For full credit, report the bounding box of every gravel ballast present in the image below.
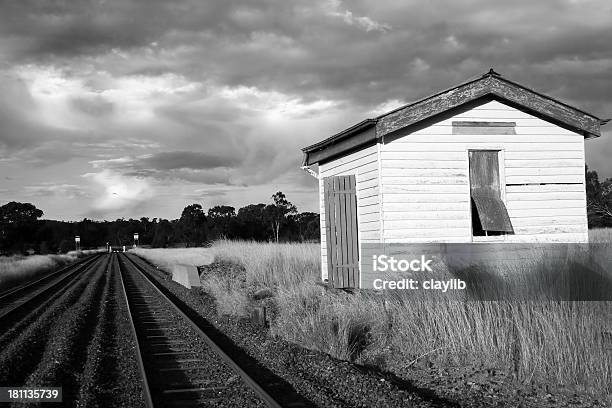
[119,253,268,408]
[0,254,147,408]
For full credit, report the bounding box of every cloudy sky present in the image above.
[0,0,611,220]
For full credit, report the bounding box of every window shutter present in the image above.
[469,150,514,233]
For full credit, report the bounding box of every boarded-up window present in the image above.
[468,150,514,236]
[453,121,516,135]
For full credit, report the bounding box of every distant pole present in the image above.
[133,233,139,248]
[107,242,110,253]
[75,236,80,251]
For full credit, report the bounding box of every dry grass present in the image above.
[210,239,320,288]
[201,273,251,316]
[131,242,319,317]
[0,249,103,292]
[216,240,611,398]
[132,237,612,398]
[589,227,612,243]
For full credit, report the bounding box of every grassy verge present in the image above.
[0,249,104,292]
[133,238,612,400]
[132,242,319,316]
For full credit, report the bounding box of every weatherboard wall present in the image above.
[379,99,589,243]
[318,144,381,282]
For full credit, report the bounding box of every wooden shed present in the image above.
[301,70,608,288]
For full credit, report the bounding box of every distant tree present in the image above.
[0,202,44,252]
[178,204,207,246]
[208,205,236,219]
[76,217,107,249]
[152,219,174,248]
[35,222,57,253]
[586,166,612,227]
[106,218,132,246]
[236,204,268,240]
[39,241,50,254]
[58,239,72,254]
[0,202,43,224]
[139,217,154,245]
[590,179,612,221]
[586,166,602,202]
[292,212,320,242]
[207,205,236,239]
[265,192,297,242]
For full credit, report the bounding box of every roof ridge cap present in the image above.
[482,68,502,78]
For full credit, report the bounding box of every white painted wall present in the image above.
[380,100,589,243]
[318,144,380,281]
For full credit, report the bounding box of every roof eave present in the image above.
[302,119,377,166]
[301,119,377,153]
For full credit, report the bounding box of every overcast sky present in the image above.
[0,0,611,221]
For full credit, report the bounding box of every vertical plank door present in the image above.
[324,175,359,288]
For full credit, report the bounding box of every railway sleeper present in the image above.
[163,395,229,408]
[155,378,224,389]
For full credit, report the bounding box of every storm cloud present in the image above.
[89,151,241,185]
[0,0,610,220]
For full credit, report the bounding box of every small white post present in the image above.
[75,236,81,251]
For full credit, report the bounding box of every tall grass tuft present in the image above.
[199,273,251,317]
[211,239,320,288]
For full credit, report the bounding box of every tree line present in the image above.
[2,167,612,255]
[0,192,320,255]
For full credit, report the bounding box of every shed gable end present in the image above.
[379,99,588,243]
[302,70,605,168]
[376,74,602,139]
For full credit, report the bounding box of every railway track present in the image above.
[0,253,103,322]
[117,253,290,408]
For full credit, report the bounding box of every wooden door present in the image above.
[324,175,359,288]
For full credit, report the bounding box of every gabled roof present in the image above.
[302,69,609,166]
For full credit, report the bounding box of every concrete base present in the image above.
[250,306,268,328]
[170,264,202,289]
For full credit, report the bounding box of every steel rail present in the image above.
[0,254,104,322]
[115,253,155,408]
[0,253,103,302]
[118,253,284,408]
